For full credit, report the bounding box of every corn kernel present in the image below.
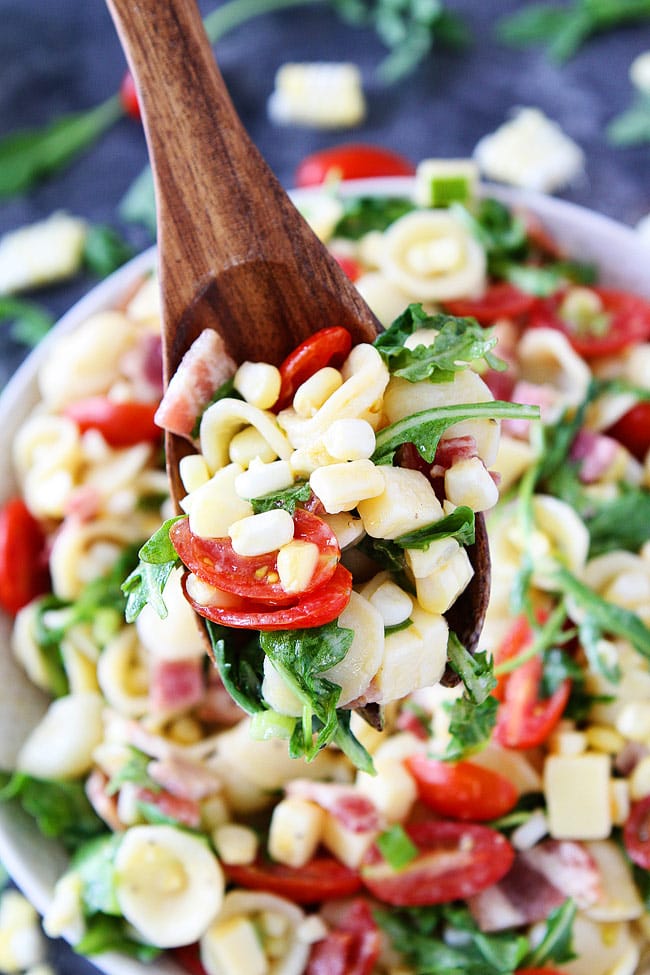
[322,418,376,461]
[181,463,253,538]
[610,778,631,826]
[585,725,626,755]
[559,286,603,328]
[233,361,281,410]
[310,459,384,514]
[444,456,499,512]
[229,426,278,466]
[616,701,650,742]
[229,509,294,556]
[179,454,210,493]
[213,823,259,865]
[277,540,320,593]
[368,580,413,627]
[234,459,293,499]
[293,367,343,417]
[268,797,325,867]
[630,755,650,800]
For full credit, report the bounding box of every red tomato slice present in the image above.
[0,498,50,615]
[444,283,537,325]
[224,856,362,904]
[119,70,141,120]
[492,615,536,702]
[405,755,518,821]
[623,795,650,869]
[306,899,380,975]
[183,563,353,631]
[333,254,362,283]
[294,144,415,188]
[361,820,514,906]
[170,945,209,975]
[63,397,161,447]
[529,287,650,358]
[494,653,571,750]
[170,508,340,605]
[275,327,352,411]
[607,401,650,461]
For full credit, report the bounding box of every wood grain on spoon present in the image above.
[105,0,490,707]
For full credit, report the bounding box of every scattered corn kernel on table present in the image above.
[1,0,650,972]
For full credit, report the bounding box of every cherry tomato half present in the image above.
[405,755,518,821]
[623,795,650,869]
[170,508,340,605]
[0,498,50,615]
[63,398,161,447]
[306,899,380,975]
[361,820,514,907]
[333,254,362,283]
[607,401,650,462]
[183,563,353,631]
[494,653,571,750]
[529,287,650,358]
[119,71,141,120]
[275,326,352,411]
[444,282,537,325]
[294,143,415,188]
[224,856,362,904]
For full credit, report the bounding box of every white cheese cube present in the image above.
[233,362,281,410]
[213,824,259,865]
[310,459,384,514]
[372,607,448,704]
[415,158,479,207]
[629,755,650,800]
[268,62,366,129]
[229,509,294,556]
[321,512,365,550]
[356,759,417,822]
[261,658,303,717]
[181,464,253,538]
[444,457,499,512]
[268,798,325,868]
[202,916,269,975]
[0,212,87,294]
[321,814,377,869]
[493,434,536,493]
[322,418,376,461]
[357,466,443,539]
[544,753,612,839]
[320,591,385,705]
[179,454,210,493]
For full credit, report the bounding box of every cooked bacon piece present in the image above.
[286,779,380,833]
[136,787,202,828]
[149,657,205,713]
[430,435,478,478]
[121,333,164,400]
[570,430,619,483]
[468,839,601,931]
[502,380,558,437]
[148,754,222,801]
[154,330,236,439]
[86,768,124,832]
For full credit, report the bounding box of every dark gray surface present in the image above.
[1,1,650,972]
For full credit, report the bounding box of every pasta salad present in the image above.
[2,169,650,975]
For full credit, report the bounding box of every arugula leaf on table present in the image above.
[122,516,185,622]
[0,772,104,850]
[72,834,123,917]
[372,400,539,466]
[74,914,160,961]
[119,166,157,236]
[82,224,133,278]
[0,296,54,348]
[207,622,266,715]
[332,196,415,239]
[608,93,650,146]
[251,481,312,515]
[374,305,506,383]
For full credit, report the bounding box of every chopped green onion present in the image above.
[376,824,419,870]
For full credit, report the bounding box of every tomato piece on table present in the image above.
[444,282,537,325]
[623,795,650,869]
[119,70,141,120]
[63,397,161,447]
[275,326,352,411]
[361,820,514,906]
[306,899,380,975]
[224,856,362,904]
[607,401,650,461]
[405,755,518,821]
[294,143,415,188]
[170,944,209,975]
[183,563,353,631]
[0,498,50,615]
[170,508,340,605]
[529,287,650,358]
[494,653,571,750]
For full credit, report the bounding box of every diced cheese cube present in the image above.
[320,591,385,705]
[268,62,366,130]
[356,759,417,822]
[368,580,413,627]
[181,464,253,537]
[629,755,650,800]
[357,466,443,539]
[0,212,87,294]
[201,916,268,975]
[493,434,536,493]
[268,797,325,867]
[321,512,365,550]
[544,753,612,839]
[213,824,259,865]
[372,607,448,703]
[321,813,377,869]
[415,158,478,208]
[310,459,384,514]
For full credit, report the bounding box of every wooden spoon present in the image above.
[105,0,489,703]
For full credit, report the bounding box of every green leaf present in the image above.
[74,913,161,961]
[0,772,104,850]
[207,622,266,715]
[119,165,157,235]
[452,198,528,266]
[377,824,419,869]
[372,400,540,466]
[445,693,499,760]
[333,196,415,239]
[0,296,54,348]
[83,224,133,278]
[394,505,475,550]
[106,747,160,797]
[446,635,496,704]
[607,94,650,146]
[496,259,596,297]
[0,95,122,199]
[250,481,312,515]
[121,517,185,622]
[72,834,123,916]
[586,488,650,557]
[523,899,577,966]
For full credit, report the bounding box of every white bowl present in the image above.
[1,180,649,975]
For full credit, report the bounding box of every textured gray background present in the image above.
[0,0,649,971]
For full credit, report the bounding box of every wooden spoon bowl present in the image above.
[105,0,489,712]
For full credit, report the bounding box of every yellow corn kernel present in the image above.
[213,823,259,865]
[368,580,413,627]
[322,418,376,461]
[585,725,626,755]
[169,716,203,745]
[293,367,343,417]
[610,778,631,826]
[181,463,253,538]
[229,509,294,557]
[629,755,650,800]
[179,454,210,493]
[233,361,281,410]
[229,426,278,466]
[310,459,384,514]
[268,797,325,868]
[234,459,294,499]
[276,540,320,593]
[616,701,650,742]
[444,456,499,512]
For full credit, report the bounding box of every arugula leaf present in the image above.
[377,824,418,869]
[374,306,505,383]
[74,913,160,961]
[608,93,650,146]
[106,747,160,797]
[122,517,185,622]
[522,899,577,967]
[444,636,498,760]
[585,488,650,558]
[384,618,414,635]
[395,505,475,550]
[446,635,496,704]
[495,258,597,297]
[452,198,527,267]
[82,224,133,278]
[332,196,415,239]
[372,400,540,466]
[0,296,54,347]
[0,772,104,850]
[72,834,123,916]
[207,622,266,715]
[250,481,312,515]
